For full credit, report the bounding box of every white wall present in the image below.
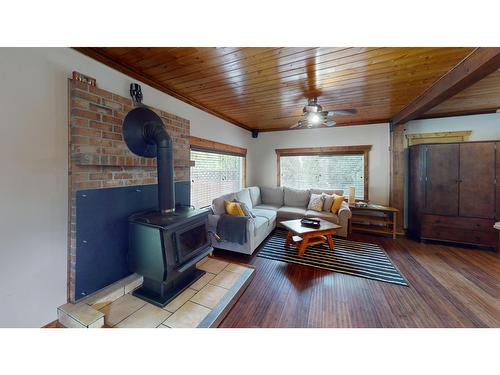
[407,113,500,140]
[247,123,391,204]
[0,48,250,327]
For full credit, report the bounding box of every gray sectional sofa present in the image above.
[208,186,352,255]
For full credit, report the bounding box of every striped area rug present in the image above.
[257,230,408,286]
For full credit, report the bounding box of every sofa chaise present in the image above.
[208,186,352,255]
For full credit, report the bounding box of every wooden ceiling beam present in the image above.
[417,108,500,120]
[73,47,253,132]
[391,48,500,125]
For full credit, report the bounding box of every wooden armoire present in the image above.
[408,141,499,250]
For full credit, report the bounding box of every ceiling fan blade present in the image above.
[324,119,337,127]
[302,56,322,99]
[290,118,307,129]
[327,109,357,116]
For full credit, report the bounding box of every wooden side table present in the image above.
[348,204,399,239]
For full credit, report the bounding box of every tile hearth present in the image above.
[57,256,255,328]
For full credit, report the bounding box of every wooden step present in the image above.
[57,303,104,328]
[352,214,392,224]
[292,235,327,246]
[351,225,394,235]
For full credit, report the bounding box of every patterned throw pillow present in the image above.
[307,193,324,212]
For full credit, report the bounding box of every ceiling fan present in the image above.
[290,98,357,129]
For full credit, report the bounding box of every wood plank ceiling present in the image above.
[76,47,490,131]
[422,69,500,119]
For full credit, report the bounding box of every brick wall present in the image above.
[68,77,190,302]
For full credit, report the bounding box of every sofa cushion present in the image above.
[236,188,253,209]
[253,216,273,238]
[260,186,284,206]
[254,204,280,211]
[321,193,335,212]
[251,208,277,222]
[212,192,236,215]
[247,186,262,207]
[305,210,339,224]
[277,206,307,221]
[284,187,310,208]
[310,188,344,196]
[236,200,256,218]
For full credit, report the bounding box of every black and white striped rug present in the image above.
[257,230,408,286]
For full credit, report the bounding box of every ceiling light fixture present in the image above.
[309,113,321,124]
[290,98,357,129]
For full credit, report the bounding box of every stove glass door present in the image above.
[174,220,208,264]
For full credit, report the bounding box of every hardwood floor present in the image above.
[214,232,500,328]
[46,232,499,328]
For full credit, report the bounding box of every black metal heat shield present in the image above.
[128,206,213,307]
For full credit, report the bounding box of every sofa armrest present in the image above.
[207,214,220,233]
[208,213,255,242]
[334,201,351,238]
[209,213,255,230]
[337,201,352,221]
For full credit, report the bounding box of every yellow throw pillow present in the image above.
[224,200,245,216]
[331,194,344,214]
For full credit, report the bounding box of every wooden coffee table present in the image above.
[280,218,342,256]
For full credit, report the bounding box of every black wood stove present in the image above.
[122,100,212,307]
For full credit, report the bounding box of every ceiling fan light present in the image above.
[309,113,321,124]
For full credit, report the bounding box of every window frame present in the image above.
[189,136,247,208]
[275,145,372,201]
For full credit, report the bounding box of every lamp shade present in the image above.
[348,187,356,204]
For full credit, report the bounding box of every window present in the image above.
[277,146,371,200]
[190,137,246,208]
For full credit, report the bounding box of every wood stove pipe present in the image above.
[143,121,175,215]
[122,106,175,215]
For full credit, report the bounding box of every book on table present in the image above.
[300,218,320,228]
